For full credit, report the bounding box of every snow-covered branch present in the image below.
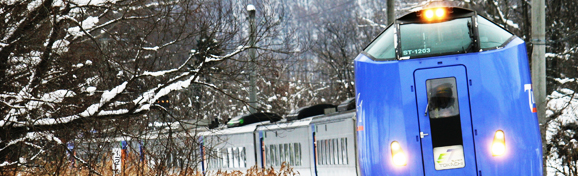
[360,17,387,29]
[207,45,249,62]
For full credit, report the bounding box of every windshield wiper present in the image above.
[464,21,476,53]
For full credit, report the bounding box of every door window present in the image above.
[426,77,466,170]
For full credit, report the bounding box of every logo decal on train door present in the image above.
[524,84,537,113]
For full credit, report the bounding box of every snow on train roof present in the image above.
[258,110,356,131]
[197,110,357,136]
[257,116,314,131]
[199,121,270,136]
[310,110,355,124]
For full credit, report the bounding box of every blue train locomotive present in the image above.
[355,6,542,176]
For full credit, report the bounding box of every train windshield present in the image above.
[400,17,473,58]
[364,26,396,60]
[477,15,513,49]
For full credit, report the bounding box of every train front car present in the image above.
[354,7,542,176]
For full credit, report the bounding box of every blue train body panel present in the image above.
[355,37,542,175]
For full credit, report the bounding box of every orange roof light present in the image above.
[424,9,434,19]
[423,8,447,21]
[435,8,446,18]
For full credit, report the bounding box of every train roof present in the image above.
[286,104,337,121]
[257,110,356,132]
[362,3,517,61]
[200,120,271,136]
[397,6,475,23]
[337,97,356,112]
[226,112,282,128]
[200,98,357,135]
[256,115,314,131]
[310,110,355,124]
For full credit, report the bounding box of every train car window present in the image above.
[275,144,281,166]
[221,148,226,168]
[295,143,302,166]
[317,140,322,165]
[364,26,396,60]
[219,149,224,168]
[342,138,349,164]
[210,150,216,169]
[279,144,285,165]
[223,148,231,168]
[240,147,246,168]
[330,139,334,165]
[233,147,239,168]
[336,138,342,165]
[223,148,228,168]
[427,78,459,118]
[267,145,271,166]
[334,139,338,165]
[270,145,276,166]
[216,150,220,169]
[316,141,320,165]
[325,140,330,165]
[264,146,269,167]
[327,140,331,165]
[400,18,473,58]
[318,140,323,165]
[214,149,218,168]
[477,15,514,49]
[213,149,218,169]
[228,148,234,168]
[326,140,330,165]
[328,140,333,165]
[286,144,295,166]
[269,145,273,166]
[267,145,272,166]
[332,139,337,165]
[273,145,277,166]
[286,144,291,165]
[268,146,272,166]
[426,78,465,160]
[324,140,328,165]
[286,144,291,166]
[341,139,346,165]
[282,144,290,165]
[336,139,341,165]
[208,152,212,169]
[325,140,329,165]
[222,149,228,168]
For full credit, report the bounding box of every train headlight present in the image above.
[391,141,407,166]
[491,130,506,156]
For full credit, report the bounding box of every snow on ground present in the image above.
[546,89,578,175]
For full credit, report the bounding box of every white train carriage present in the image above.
[255,115,314,175]
[310,110,358,176]
[200,99,359,176]
[200,113,282,173]
[200,122,262,173]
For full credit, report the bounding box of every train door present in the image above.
[413,65,477,175]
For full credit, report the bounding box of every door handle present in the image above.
[420,132,429,138]
[424,102,429,116]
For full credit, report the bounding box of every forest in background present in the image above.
[0,0,577,175]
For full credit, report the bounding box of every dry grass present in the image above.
[13,154,298,176]
[210,163,299,176]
